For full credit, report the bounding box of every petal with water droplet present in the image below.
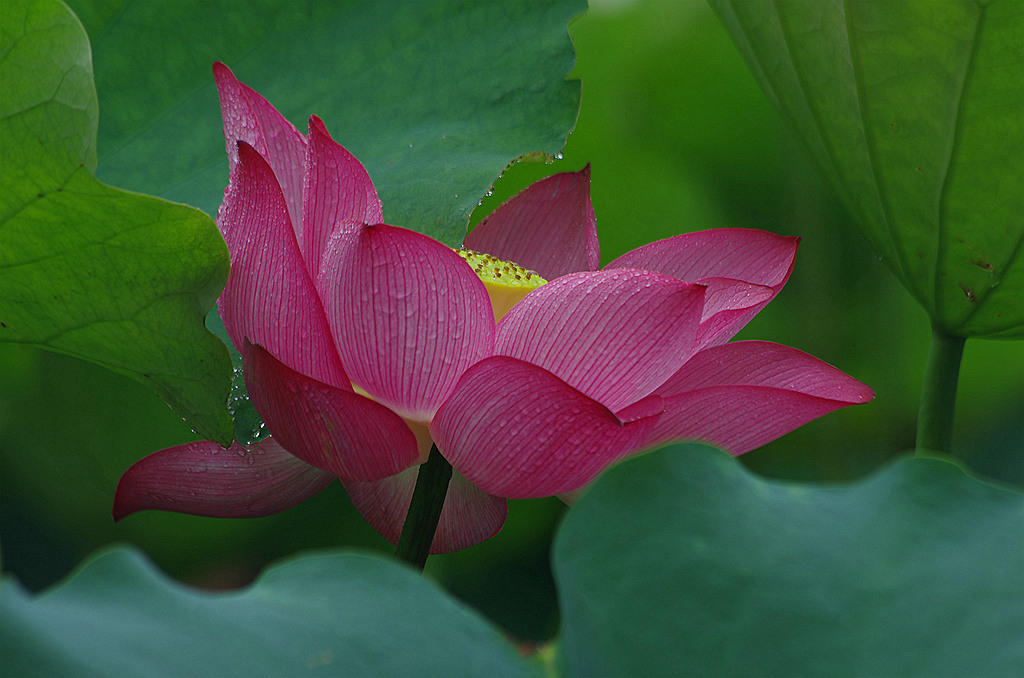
[642,341,874,454]
[214,62,307,237]
[113,438,334,520]
[317,224,494,422]
[606,229,799,348]
[465,166,599,280]
[217,142,348,388]
[432,356,658,498]
[244,342,419,482]
[495,269,705,412]
[300,115,382,279]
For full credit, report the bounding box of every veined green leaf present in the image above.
[709,0,1023,337]
[0,0,233,443]
[66,0,584,247]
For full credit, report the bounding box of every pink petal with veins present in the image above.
[495,269,705,412]
[606,228,798,286]
[300,115,383,280]
[113,438,334,520]
[465,167,599,279]
[213,62,307,236]
[643,341,874,454]
[432,356,659,499]
[345,466,507,554]
[318,223,494,422]
[607,229,799,347]
[694,277,776,348]
[244,343,419,482]
[217,142,348,388]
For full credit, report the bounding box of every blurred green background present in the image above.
[2,0,1021,643]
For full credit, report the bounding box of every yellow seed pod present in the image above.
[455,249,547,322]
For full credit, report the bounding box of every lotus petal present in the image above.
[644,341,875,454]
[318,223,494,422]
[345,466,507,554]
[607,229,799,347]
[465,167,599,279]
[113,438,334,520]
[300,115,383,280]
[243,343,419,482]
[495,269,705,412]
[217,142,348,388]
[432,356,659,498]
[213,62,307,235]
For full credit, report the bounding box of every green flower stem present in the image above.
[915,326,966,455]
[395,444,452,571]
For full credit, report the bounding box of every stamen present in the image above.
[454,248,548,322]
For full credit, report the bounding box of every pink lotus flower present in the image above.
[114,64,873,553]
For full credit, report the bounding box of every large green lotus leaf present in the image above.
[0,547,538,677]
[64,0,583,247]
[554,444,1024,677]
[0,0,233,443]
[709,0,1023,338]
